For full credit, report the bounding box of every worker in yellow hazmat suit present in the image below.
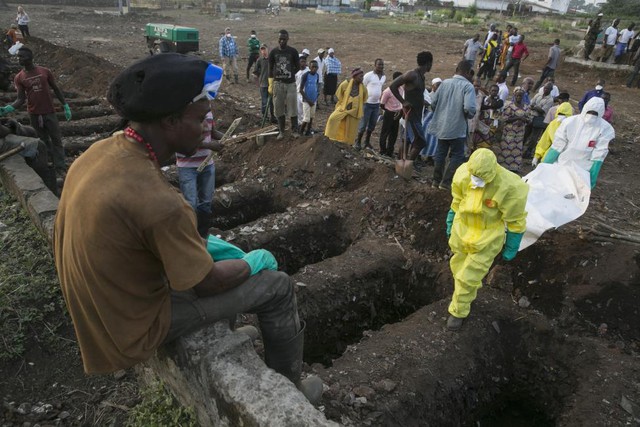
[446,148,529,330]
[532,101,574,166]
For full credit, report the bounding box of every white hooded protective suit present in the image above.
[549,96,615,173]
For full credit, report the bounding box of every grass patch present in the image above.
[0,187,69,362]
[127,379,197,427]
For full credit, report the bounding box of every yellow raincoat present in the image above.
[448,148,528,318]
[533,102,574,162]
[324,78,367,144]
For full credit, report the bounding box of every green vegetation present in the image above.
[127,380,197,427]
[0,189,68,361]
[601,0,640,16]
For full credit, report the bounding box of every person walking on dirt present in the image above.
[601,19,620,63]
[219,27,239,84]
[445,148,528,331]
[355,58,385,150]
[389,51,433,163]
[0,47,72,181]
[378,71,403,157]
[16,6,30,38]
[268,29,300,139]
[477,33,499,85]
[246,30,261,82]
[428,60,476,190]
[615,23,635,63]
[298,59,320,137]
[584,15,602,60]
[0,61,55,192]
[462,33,484,69]
[534,39,560,91]
[313,48,326,109]
[53,53,322,405]
[501,35,529,87]
[254,44,276,124]
[323,48,341,105]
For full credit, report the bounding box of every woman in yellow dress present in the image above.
[324,68,367,145]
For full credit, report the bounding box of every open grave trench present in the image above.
[2,39,639,426]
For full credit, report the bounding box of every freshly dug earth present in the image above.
[1,4,640,425]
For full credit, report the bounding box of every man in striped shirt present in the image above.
[323,48,342,105]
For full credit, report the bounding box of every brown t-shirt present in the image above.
[54,133,214,374]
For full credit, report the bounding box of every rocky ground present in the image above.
[1,4,640,425]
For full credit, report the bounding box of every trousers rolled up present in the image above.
[273,81,298,119]
[29,113,65,174]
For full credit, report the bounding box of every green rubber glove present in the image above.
[502,231,524,261]
[589,160,603,189]
[446,209,455,238]
[206,235,246,261]
[242,249,278,276]
[63,104,72,121]
[542,147,560,164]
[0,105,15,116]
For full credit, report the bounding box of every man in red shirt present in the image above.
[0,47,72,180]
[500,35,529,87]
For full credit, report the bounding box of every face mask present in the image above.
[470,175,486,188]
[251,35,256,38]
[226,33,231,38]
[556,115,566,122]
[584,114,598,125]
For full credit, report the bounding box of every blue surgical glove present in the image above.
[242,249,278,276]
[589,160,603,189]
[63,104,72,121]
[0,105,15,116]
[206,235,246,261]
[542,147,560,164]
[502,231,524,261]
[446,209,455,238]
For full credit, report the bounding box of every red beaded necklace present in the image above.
[124,127,158,163]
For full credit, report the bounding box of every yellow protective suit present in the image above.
[533,102,574,162]
[448,148,528,318]
[324,79,367,145]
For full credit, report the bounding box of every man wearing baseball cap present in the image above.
[54,53,321,404]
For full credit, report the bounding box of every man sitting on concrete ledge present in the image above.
[53,53,322,404]
[0,61,56,192]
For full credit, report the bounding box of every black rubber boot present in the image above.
[305,119,313,136]
[277,116,286,140]
[354,131,364,150]
[234,74,239,84]
[263,321,323,405]
[291,116,300,138]
[299,122,307,137]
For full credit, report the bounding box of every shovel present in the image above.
[0,143,25,162]
[395,109,413,179]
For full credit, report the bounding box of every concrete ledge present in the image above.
[0,156,57,244]
[565,56,633,71]
[140,321,337,427]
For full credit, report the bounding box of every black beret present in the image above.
[107,53,209,122]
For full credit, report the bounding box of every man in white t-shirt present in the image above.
[601,18,620,63]
[615,23,635,63]
[496,73,509,103]
[355,58,386,150]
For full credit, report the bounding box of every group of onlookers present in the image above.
[4,6,30,48]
